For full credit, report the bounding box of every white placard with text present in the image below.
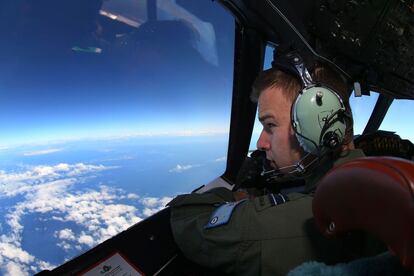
[81,252,143,276]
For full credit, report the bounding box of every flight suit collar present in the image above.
[304,148,366,193]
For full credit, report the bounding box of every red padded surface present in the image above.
[313,157,414,268]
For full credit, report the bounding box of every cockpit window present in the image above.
[0,0,233,274]
[249,46,274,150]
[349,92,380,135]
[380,99,413,141]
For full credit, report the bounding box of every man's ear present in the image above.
[289,125,297,136]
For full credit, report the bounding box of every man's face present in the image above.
[257,86,304,171]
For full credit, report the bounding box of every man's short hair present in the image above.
[250,69,301,102]
[251,64,354,144]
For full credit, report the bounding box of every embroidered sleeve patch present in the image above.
[204,199,247,229]
[268,193,289,206]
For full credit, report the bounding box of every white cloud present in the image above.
[37,260,54,271]
[0,184,143,274]
[0,163,113,197]
[0,163,115,274]
[0,243,34,264]
[127,193,139,199]
[57,241,72,252]
[78,234,94,247]
[7,130,228,148]
[23,149,63,156]
[55,163,70,171]
[0,163,172,275]
[141,197,172,208]
[4,261,29,276]
[0,240,55,275]
[169,164,200,173]
[215,156,226,162]
[56,229,75,241]
[140,197,160,207]
[97,155,136,162]
[140,196,172,217]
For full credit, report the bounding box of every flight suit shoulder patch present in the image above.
[204,199,247,229]
[254,193,289,212]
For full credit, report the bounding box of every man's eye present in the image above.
[264,123,276,133]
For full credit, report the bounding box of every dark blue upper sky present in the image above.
[0,0,234,146]
[0,0,412,148]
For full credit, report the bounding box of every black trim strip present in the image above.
[222,23,265,184]
[363,94,394,135]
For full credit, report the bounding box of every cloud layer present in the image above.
[22,148,63,156]
[215,156,226,162]
[0,163,172,275]
[0,163,110,197]
[169,163,200,173]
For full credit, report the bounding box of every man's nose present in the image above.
[257,130,270,151]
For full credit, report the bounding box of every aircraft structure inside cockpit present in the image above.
[0,0,413,275]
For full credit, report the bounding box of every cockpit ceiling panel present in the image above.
[311,0,414,99]
[221,0,414,99]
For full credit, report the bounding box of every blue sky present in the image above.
[0,0,412,149]
[0,0,234,147]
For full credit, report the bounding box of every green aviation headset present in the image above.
[292,84,347,153]
[262,52,349,181]
[290,58,347,154]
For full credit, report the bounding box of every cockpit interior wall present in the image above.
[310,0,414,99]
[220,0,414,99]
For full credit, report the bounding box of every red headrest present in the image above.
[313,157,414,268]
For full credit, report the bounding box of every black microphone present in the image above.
[260,150,324,183]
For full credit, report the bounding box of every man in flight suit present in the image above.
[168,57,368,275]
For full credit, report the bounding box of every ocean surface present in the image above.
[0,135,228,275]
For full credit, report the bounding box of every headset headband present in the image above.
[272,51,314,86]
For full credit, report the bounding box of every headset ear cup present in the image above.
[292,85,347,153]
[323,131,340,149]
